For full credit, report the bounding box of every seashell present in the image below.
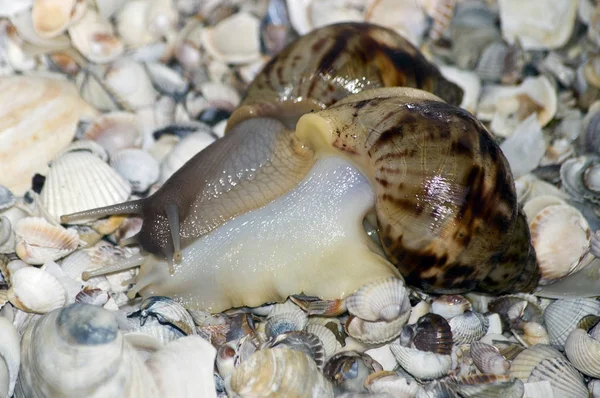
[529,204,592,285]
[515,174,567,204]
[407,300,431,325]
[498,0,578,50]
[0,216,13,254]
[510,344,564,382]
[83,112,142,155]
[477,76,557,138]
[305,324,341,358]
[365,0,429,46]
[288,0,363,37]
[7,266,66,313]
[145,62,189,97]
[522,195,567,224]
[476,41,521,84]
[60,249,91,281]
[448,311,489,345]
[582,106,600,156]
[364,345,397,372]
[451,374,524,398]
[407,313,453,356]
[365,370,426,397]
[159,131,216,182]
[110,149,160,194]
[390,343,452,380]
[528,356,588,398]
[345,300,411,344]
[439,66,482,114]
[0,186,15,212]
[345,276,409,322]
[201,12,261,65]
[323,351,381,394]
[215,342,236,379]
[0,75,96,195]
[470,341,510,375]
[265,310,308,339]
[104,59,158,110]
[565,327,600,378]
[289,295,346,317]
[231,347,333,397]
[561,155,600,205]
[544,298,600,350]
[41,151,131,224]
[115,0,177,47]
[540,138,575,167]
[500,114,546,179]
[265,331,325,370]
[128,296,196,336]
[68,9,123,64]
[523,322,550,346]
[431,295,472,319]
[32,0,86,39]
[0,316,19,398]
[75,287,109,306]
[60,140,109,162]
[15,217,79,264]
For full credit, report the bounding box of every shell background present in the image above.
[1,0,600,397]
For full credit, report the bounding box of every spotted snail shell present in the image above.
[61,22,538,308]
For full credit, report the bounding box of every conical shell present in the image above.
[565,328,600,378]
[345,276,409,322]
[510,344,564,382]
[528,357,588,398]
[8,266,66,313]
[470,341,510,375]
[389,343,452,380]
[449,311,489,345]
[15,217,79,264]
[230,348,333,397]
[41,151,131,224]
[544,298,600,350]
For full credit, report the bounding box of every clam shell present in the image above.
[110,148,160,193]
[345,276,409,322]
[145,62,189,97]
[389,343,452,380]
[201,12,261,65]
[510,344,564,382]
[529,204,591,285]
[0,75,96,195]
[68,9,123,64]
[15,217,79,264]
[305,324,341,358]
[32,0,86,38]
[528,357,588,398]
[522,195,567,223]
[470,341,510,375]
[8,266,66,313]
[449,311,489,345]
[544,298,600,350]
[41,151,131,224]
[231,348,333,397]
[365,370,426,397]
[565,328,600,378]
[451,374,524,398]
[59,140,109,162]
[83,112,142,155]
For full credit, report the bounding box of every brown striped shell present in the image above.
[227,22,463,131]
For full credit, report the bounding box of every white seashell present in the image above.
[145,335,217,398]
[60,249,92,281]
[451,374,524,398]
[115,0,161,47]
[565,327,600,378]
[306,324,341,358]
[41,151,131,224]
[59,140,109,162]
[288,0,363,36]
[94,0,127,19]
[448,311,489,345]
[8,266,66,313]
[201,12,261,65]
[528,356,588,398]
[498,0,578,50]
[439,66,482,114]
[510,344,564,382]
[266,311,308,338]
[365,345,397,371]
[408,300,431,325]
[145,62,189,97]
[83,112,142,155]
[365,370,426,397]
[110,149,160,193]
[0,317,19,397]
[431,295,472,319]
[530,205,592,285]
[104,59,158,110]
[346,296,411,344]
[540,138,575,166]
[345,277,409,322]
[32,0,86,39]
[515,174,568,205]
[231,348,333,397]
[365,0,427,46]
[523,322,550,346]
[15,217,79,264]
[500,114,546,179]
[478,76,557,138]
[544,298,600,350]
[470,341,510,375]
[390,343,452,380]
[200,81,240,111]
[522,195,567,224]
[160,132,216,182]
[0,0,32,18]
[68,9,124,64]
[0,75,96,195]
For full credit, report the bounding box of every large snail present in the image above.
[62,23,539,312]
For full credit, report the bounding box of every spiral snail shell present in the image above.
[61,22,539,312]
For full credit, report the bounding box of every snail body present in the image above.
[61,23,539,311]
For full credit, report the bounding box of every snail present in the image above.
[61,23,539,312]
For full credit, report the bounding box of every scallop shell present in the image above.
[265,331,325,370]
[0,75,96,195]
[529,204,592,285]
[389,343,452,380]
[451,374,524,398]
[201,12,261,65]
[561,155,600,205]
[110,149,160,193]
[565,328,600,378]
[32,0,86,38]
[68,9,123,64]
[522,195,567,223]
[345,276,409,322]
[544,298,600,350]
[431,295,472,319]
[83,112,142,155]
[265,310,308,339]
[470,341,510,375]
[231,348,333,397]
[41,151,131,224]
[305,324,341,358]
[345,301,411,344]
[8,266,66,313]
[528,357,588,398]
[15,217,79,264]
[510,344,564,382]
[409,313,453,356]
[449,311,489,345]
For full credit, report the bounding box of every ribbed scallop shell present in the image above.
[230,348,333,397]
[266,331,325,370]
[389,344,452,380]
[544,298,600,350]
[346,300,411,344]
[15,217,79,265]
[470,341,510,375]
[305,323,341,358]
[8,266,66,313]
[266,307,308,338]
[451,374,524,398]
[510,344,564,382]
[41,151,131,224]
[345,276,408,322]
[528,357,588,398]
[565,328,600,378]
[449,311,489,345]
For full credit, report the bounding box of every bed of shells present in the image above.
[1,0,600,397]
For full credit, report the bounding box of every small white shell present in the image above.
[565,328,600,378]
[439,66,482,114]
[104,59,158,110]
[345,276,408,322]
[431,295,472,319]
[32,0,86,38]
[145,63,189,97]
[201,12,261,65]
[0,316,19,397]
[522,195,567,223]
[523,322,550,346]
[41,151,131,224]
[83,112,142,155]
[449,311,489,345]
[15,217,79,264]
[389,343,452,380]
[68,9,124,64]
[110,149,160,193]
[8,266,66,313]
[346,297,411,344]
[500,114,546,179]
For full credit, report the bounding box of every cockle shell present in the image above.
[565,327,600,378]
[431,295,472,319]
[8,266,66,313]
[405,313,453,356]
[451,374,524,398]
[448,311,489,345]
[470,341,510,375]
[0,75,96,195]
[40,151,131,224]
[265,331,326,370]
[128,296,196,336]
[305,324,341,358]
[345,276,409,322]
[15,217,79,265]
[544,298,600,350]
[528,357,588,398]
[390,342,452,380]
[510,344,564,382]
